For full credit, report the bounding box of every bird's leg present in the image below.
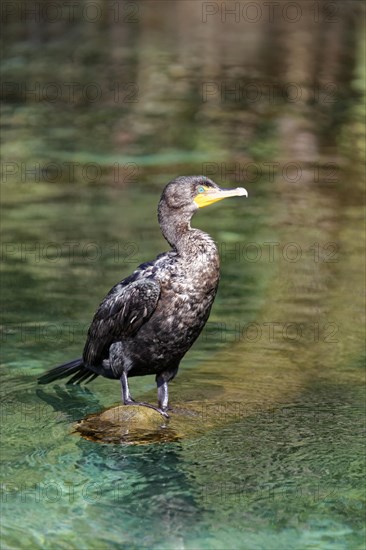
[120,371,169,418]
[156,367,178,412]
[120,371,134,404]
[156,375,169,412]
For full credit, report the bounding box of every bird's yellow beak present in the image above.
[194,186,248,208]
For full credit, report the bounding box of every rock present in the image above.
[74,404,180,445]
[99,404,165,426]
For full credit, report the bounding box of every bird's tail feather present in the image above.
[37,358,99,385]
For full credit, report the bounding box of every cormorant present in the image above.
[38,176,248,417]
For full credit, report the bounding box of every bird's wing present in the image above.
[83,277,161,367]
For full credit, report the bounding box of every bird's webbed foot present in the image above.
[120,371,169,418]
[125,399,169,418]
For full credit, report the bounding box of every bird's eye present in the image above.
[198,186,205,193]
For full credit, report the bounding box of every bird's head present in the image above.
[159,175,248,214]
[158,175,248,248]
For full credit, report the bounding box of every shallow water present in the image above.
[1,2,365,549]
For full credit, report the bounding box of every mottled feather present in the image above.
[83,277,160,367]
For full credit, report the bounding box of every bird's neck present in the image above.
[158,204,188,251]
[159,207,218,258]
[161,219,191,252]
[177,229,220,293]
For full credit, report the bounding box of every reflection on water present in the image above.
[1,2,365,548]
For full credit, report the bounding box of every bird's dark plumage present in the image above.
[38,176,248,416]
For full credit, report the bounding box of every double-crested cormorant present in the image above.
[38,176,248,416]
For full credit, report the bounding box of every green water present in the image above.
[1,2,365,548]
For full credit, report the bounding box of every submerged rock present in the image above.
[75,404,180,445]
[74,400,218,445]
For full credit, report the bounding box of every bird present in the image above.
[38,176,248,417]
